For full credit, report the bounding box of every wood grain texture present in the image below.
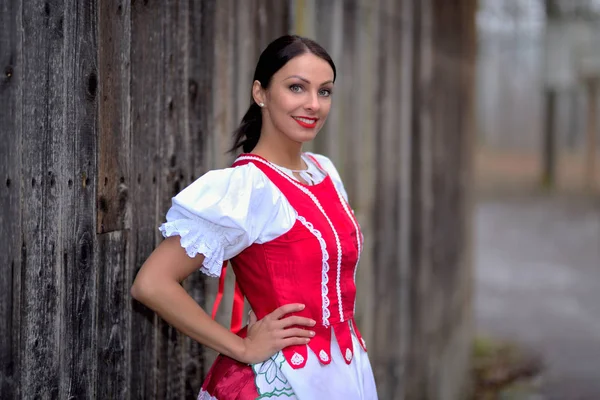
[97,231,130,400]
[0,0,22,398]
[97,0,131,234]
[352,0,380,368]
[19,0,67,397]
[129,0,161,397]
[203,0,236,371]
[157,1,192,397]
[184,0,214,394]
[96,2,132,399]
[0,1,476,399]
[210,0,234,168]
[58,0,99,398]
[370,1,406,397]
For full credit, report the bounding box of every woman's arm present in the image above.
[130,236,315,364]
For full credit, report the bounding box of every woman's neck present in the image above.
[251,133,306,170]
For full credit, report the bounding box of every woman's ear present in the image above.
[252,80,265,107]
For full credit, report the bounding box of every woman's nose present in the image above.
[305,92,320,111]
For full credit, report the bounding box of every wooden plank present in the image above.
[339,0,358,190]
[352,0,381,363]
[129,226,159,400]
[394,0,415,397]
[190,0,215,176]
[96,1,132,399]
[19,0,69,396]
[428,3,465,399]
[156,1,192,397]
[129,0,162,398]
[405,0,435,398]
[173,0,206,397]
[235,0,258,130]
[311,0,335,155]
[189,0,216,386]
[370,1,405,397]
[0,0,23,398]
[211,0,235,167]
[259,0,289,48]
[204,0,236,374]
[96,231,130,400]
[58,0,99,398]
[97,0,132,234]
[427,2,475,397]
[327,0,344,161]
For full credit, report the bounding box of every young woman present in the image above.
[131,35,378,400]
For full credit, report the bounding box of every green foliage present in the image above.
[471,336,543,400]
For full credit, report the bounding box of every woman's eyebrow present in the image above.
[284,75,310,83]
[284,75,334,86]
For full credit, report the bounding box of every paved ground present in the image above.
[475,194,600,400]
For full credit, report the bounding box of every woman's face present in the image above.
[256,52,335,145]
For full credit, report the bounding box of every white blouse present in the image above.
[159,152,348,277]
[159,152,378,400]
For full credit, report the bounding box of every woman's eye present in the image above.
[319,88,332,97]
[290,84,303,93]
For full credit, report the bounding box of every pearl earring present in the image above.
[258,102,265,107]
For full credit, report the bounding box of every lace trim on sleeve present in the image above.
[158,211,234,278]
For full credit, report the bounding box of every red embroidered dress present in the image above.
[160,153,377,400]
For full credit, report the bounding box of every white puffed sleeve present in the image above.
[308,153,349,202]
[158,163,296,277]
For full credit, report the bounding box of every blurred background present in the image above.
[474,0,600,399]
[0,0,599,399]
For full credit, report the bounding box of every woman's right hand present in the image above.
[240,303,316,364]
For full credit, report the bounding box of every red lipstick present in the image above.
[292,116,318,129]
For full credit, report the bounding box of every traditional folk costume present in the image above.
[159,153,378,400]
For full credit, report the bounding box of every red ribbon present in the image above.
[211,261,245,334]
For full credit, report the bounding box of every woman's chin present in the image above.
[290,129,320,144]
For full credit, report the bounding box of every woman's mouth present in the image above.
[292,116,318,129]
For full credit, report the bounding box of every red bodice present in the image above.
[225,154,366,369]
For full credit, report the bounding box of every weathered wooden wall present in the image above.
[0,0,475,399]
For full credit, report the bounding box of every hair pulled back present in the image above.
[230,35,336,153]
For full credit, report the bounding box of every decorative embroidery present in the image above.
[197,389,218,400]
[252,353,297,398]
[237,155,345,322]
[297,215,331,326]
[290,352,305,366]
[333,186,363,313]
[319,350,330,363]
[345,348,353,362]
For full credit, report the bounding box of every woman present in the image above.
[131,35,377,400]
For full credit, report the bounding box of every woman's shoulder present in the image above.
[160,162,296,275]
[169,162,296,240]
[172,162,268,208]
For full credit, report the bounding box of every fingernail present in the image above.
[311,320,316,325]
[310,331,315,336]
[305,338,310,343]
[300,304,305,309]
